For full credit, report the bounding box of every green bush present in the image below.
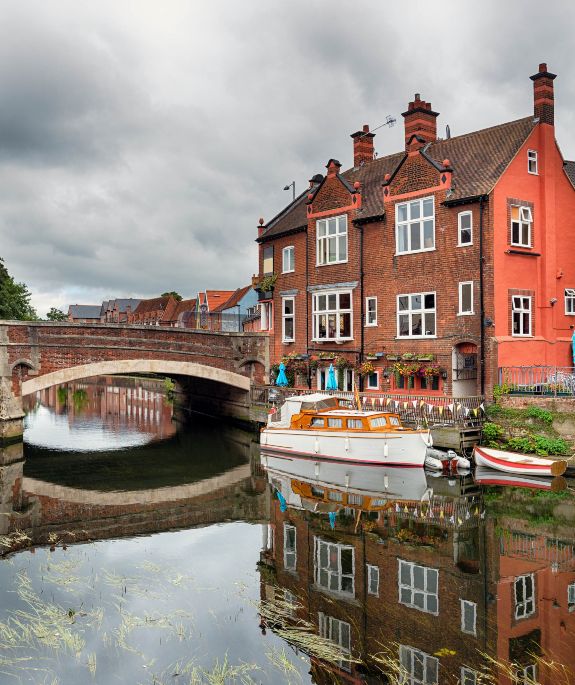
[506,435,570,456]
[524,406,553,425]
[482,422,503,443]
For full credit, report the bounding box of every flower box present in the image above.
[401,353,416,361]
[386,355,400,361]
[416,354,434,362]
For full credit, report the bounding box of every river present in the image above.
[0,376,573,684]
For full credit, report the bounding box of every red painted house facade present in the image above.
[254,64,575,398]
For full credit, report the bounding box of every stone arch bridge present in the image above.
[0,322,269,440]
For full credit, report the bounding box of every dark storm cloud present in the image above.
[0,0,573,315]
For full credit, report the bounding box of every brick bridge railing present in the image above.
[0,322,269,440]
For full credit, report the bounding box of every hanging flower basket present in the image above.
[393,361,422,377]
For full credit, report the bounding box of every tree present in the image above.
[161,291,183,301]
[0,257,37,320]
[46,307,68,321]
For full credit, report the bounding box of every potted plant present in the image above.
[318,351,336,361]
[401,352,416,361]
[256,274,277,298]
[416,353,434,362]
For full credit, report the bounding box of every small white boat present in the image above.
[474,465,566,491]
[473,445,567,477]
[261,393,430,467]
[425,448,471,472]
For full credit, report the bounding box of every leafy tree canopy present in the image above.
[46,307,68,321]
[0,257,37,320]
[161,291,183,301]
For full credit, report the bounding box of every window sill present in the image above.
[457,312,474,316]
[506,248,540,256]
[396,335,437,340]
[281,270,295,275]
[394,247,436,257]
[316,259,349,267]
[282,339,295,344]
[311,338,354,343]
[365,323,378,328]
[511,334,533,338]
[457,242,473,248]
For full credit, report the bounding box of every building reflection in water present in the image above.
[258,451,575,684]
[23,376,176,447]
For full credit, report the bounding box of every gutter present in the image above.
[359,224,365,390]
[479,195,487,395]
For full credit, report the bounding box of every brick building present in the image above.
[67,304,101,323]
[254,64,575,398]
[100,298,141,324]
[128,295,178,325]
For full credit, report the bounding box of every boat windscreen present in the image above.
[300,397,339,411]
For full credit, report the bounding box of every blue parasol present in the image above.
[276,362,289,387]
[328,511,337,529]
[326,363,338,390]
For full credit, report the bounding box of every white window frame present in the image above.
[283,523,297,571]
[511,205,533,247]
[458,281,474,315]
[318,612,351,671]
[514,573,535,619]
[312,290,353,342]
[314,537,355,597]
[365,296,377,326]
[568,581,575,607]
[395,196,435,255]
[367,564,379,596]
[512,296,532,337]
[528,149,538,175]
[461,667,478,685]
[460,599,477,635]
[397,292,436,339]
[398,559,439,615]
[399,644,439,685]
[565,288,575,315]
[458,210,473,246]
[366,371,379,390]
[259,301,273,331]
[282,297,295,343]
[521,664,537,684]
[282,245,295,273]
[316,214,348,266]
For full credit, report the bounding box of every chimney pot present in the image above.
[402,94,439,150]
[443,159,450,168]
[353,181,360,190]
[351,126,375,167]
[258,217,264,225]
[362,124,370,132]
[530,62,556,126]
[539,62,547,72]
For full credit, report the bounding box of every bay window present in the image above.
[313,291,353,341]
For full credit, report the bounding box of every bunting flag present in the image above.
[414,508,419,517]
[438,406,444,416]
[363,396,368,404]
[457,517,463,525]
[456,403,462,411]
[479,403,485,412]
[447,403,454,413]
[428,508,434,518]
[411,400,418,409]
[403,505,408,513]
[395,401,400,410]
[465,511,471,520]
[379,397,385,406]
[473,408,479,417]
[427,403,434,412]
[395,503,400,513]
[449,515,455,524]
[464,407,470,416]
[371,397,376,407]
[439,510,444,519]
[386,398,392,406]
[403,402,408,410]
[420,400,425,408]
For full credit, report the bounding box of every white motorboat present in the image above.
[474,465,566,491]
[261,393,430,467]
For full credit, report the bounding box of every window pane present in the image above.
[285,319,294,339]
[317,221,326,237]
[399,314,410,336]
[398,204,407,222]
[398,225,408,252]
[461,228,471,244]
[460,213,471,229]
[423,198,433,217]
[461,284,471,312]
[339,293,351,309]
[327,294,337,310]
[423,220,434,248]
[427,595,438,614]
[328,314,337,337]
[410,223,421,251]
[340,313,351,337]
[411,294,422,310]
[411,313,422,335]
[410,200,421,219]
[399,561,410,584]
[413,565,425,590]
[424,293,435,309]
[424,312,436,336]
[398,296,409,311]
[328,418,342,428]
[328,218,337,235]
[328,237,337,261]
[400,587,411,604]
[284,299,294,314]
[317,295,326,311]
[427,570,438,593]
[511,206,519,220]
[339,236,347,260]
[413,651,424,680]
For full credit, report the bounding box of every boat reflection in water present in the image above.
[258,448,575,684]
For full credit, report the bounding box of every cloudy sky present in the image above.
[0,0,574,316]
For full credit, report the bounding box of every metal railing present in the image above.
[251,386,485,426]
[498,366,575,396]
[500,531,575,571]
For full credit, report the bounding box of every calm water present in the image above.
[0,377,573,684]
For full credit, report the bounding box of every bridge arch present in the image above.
[21,359,251,396]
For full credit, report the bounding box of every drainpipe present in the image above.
[479,195,486,395]
[306,229,310,388]
[359,223,365,391]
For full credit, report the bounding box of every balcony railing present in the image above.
[498,366,575,396]
[251,386,484,427]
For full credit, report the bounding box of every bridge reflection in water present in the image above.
[258,451,575,684]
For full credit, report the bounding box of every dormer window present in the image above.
[511,205,532,247]
[528,150,538,175]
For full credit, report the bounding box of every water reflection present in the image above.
[258,451,575,684]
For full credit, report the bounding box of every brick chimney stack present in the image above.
[350,124,375,167]
[402,94,439,150]
[530,63,556,126]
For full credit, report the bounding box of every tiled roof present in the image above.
[68,305,101,319]
[214,285,252,312]
[257,190,310,242]
[205,290,235,311]
[256,115,537,235]
[171,298,197,319]
[133,296,171,315]
[564,161,575,188]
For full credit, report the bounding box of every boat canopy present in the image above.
[267,393,341,427]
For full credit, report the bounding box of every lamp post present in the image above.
[283,181,295,201]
